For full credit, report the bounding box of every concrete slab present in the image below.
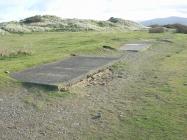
[11,56,119,89]
[119,44,150,52]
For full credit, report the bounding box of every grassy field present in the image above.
[0,31,172,87]
[0,31,187,139]
[111,36,187,140]
[0,31,140,88]
[0,32,139,87]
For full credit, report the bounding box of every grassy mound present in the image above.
[0,15,145,33]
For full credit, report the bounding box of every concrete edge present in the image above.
[56,57,123,91]
[10,56,122,91]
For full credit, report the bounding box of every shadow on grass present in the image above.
[22,83,58,92]
[22,82,72,98]
[21,83,73,110]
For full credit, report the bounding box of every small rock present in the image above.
[118,75,123,78]
[39,131,46,136]
[7,125,17,129]
[87,77,93,81]
[86,84,92,86]
[102,45,115,50]
[72,123,80,127]
[58,86,69,92]
[143,117,148,120]
[70,54,77,56]
[0,98,3,102]
[119,114,123,117]
[161,39,173,43]
[92,112,101,120]
[154,76,158,79]
[92,81,98,85]
[166,55,171,57]
[4,71,10,74]
[86,94,90,97]
[100,82,106,86]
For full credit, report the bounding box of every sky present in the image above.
[0,0,187,22]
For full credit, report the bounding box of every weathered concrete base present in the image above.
[11,56,119,90]
[119,44,150,52]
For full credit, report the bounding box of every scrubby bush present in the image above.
[21,15,43,24]
[97,21,107,27]
[0,48,32,59]
[0,29,6,35]
[27,26,51,32]
[17,49,32,56]
[149,24,161,28]
[2,23,31,33]
[149,27,165,33]
[108,17,121,23]
[163,24,187,34]
[175,25,187,34]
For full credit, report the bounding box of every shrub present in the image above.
[108,17,121,23]
[163,24,176,28]
[174,24,187,34]
[0,29,6,35]
[149,27,165,33]
[163,24,187,34]
[2,23,31,33]
[97,21,106,27]
[149,24,161,28]
[21,15,43,24]
[0,48,32,59]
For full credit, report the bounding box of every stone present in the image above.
[103,45,116,50]
[91,112,101,120]
[4,71,10,74]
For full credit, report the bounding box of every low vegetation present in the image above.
[0,15,145,33]
[164,24,187,34]
[149,27,165,33]
[0,31,186,139]
[0,29,7,35]
[149,23,187,34]
[0,48,32,59]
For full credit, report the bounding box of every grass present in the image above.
[105,35,187,140]
[23,91,73,111]
[137,48,187,139]
[0,31,187,139]
[0,31,159,88]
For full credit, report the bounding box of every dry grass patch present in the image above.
[0,48,32,58]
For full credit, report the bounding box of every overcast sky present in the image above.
[0,0,187,22]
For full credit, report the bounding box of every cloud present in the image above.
[29,0,48,12]
[178,9,187,14]
[0,0,187,22]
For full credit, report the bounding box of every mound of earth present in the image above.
[0,15,146,33]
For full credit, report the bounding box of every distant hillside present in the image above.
[0,15,145,33]
[141,16,187,26]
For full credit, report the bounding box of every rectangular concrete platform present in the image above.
[11,56,119,89]
[119,44,150,52]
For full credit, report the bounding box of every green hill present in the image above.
[0,15,145,33]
